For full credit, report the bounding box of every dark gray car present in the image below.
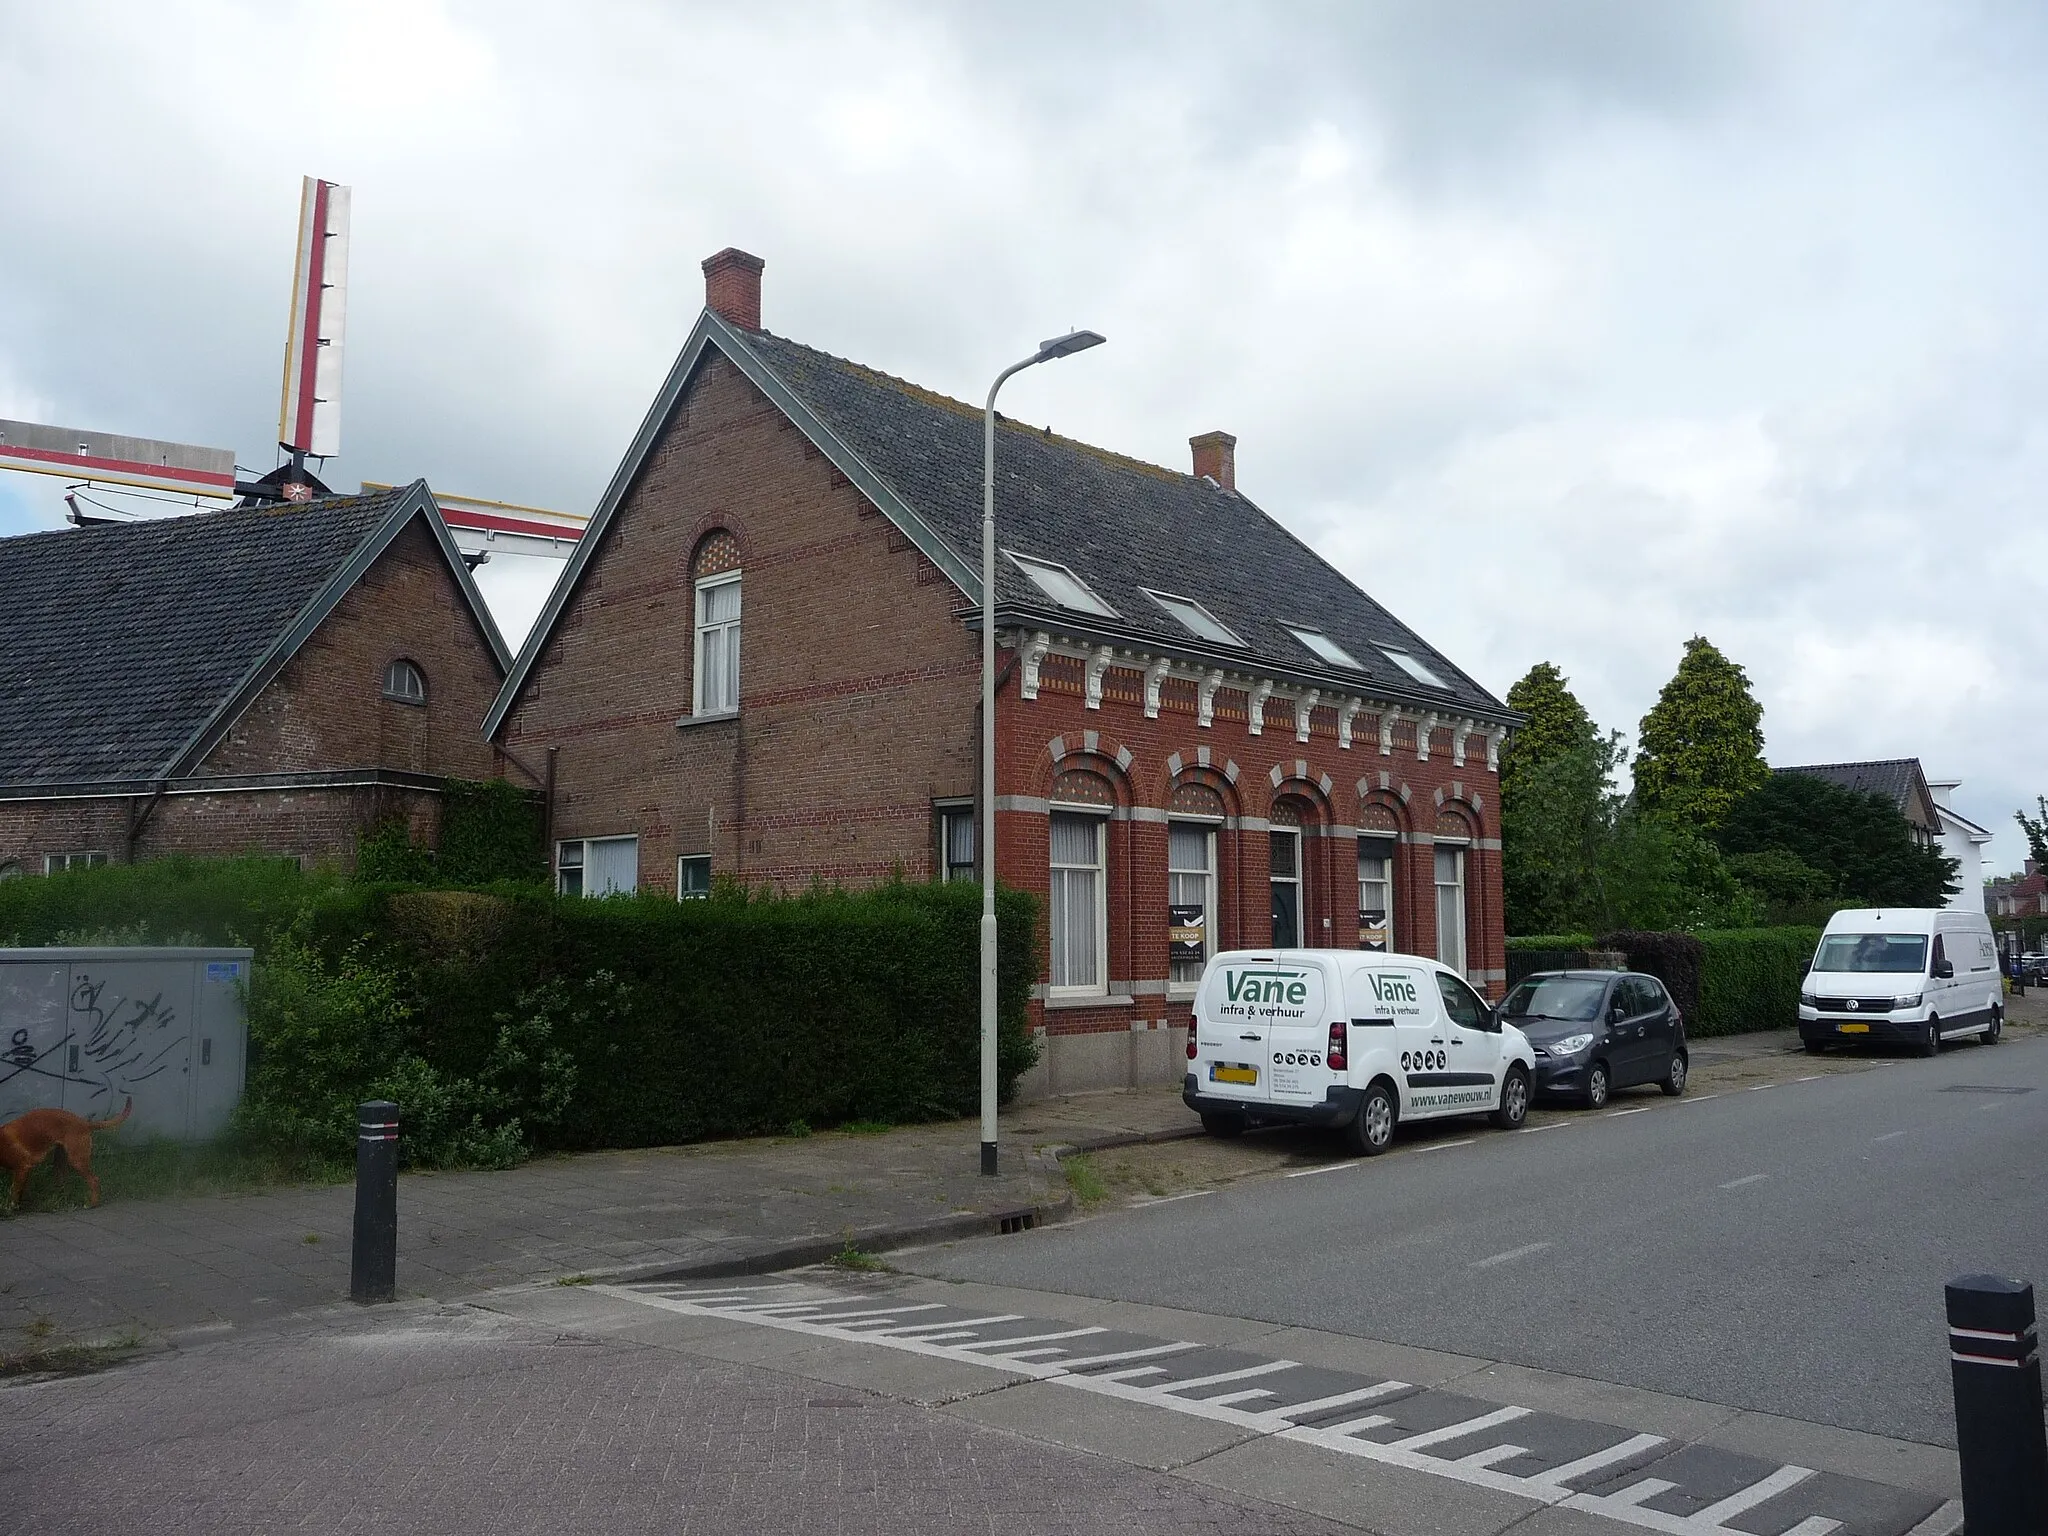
[1500,970,1688,1110]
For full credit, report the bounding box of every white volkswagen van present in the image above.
[1797,907,2003,1055]
[1182,949,1537,1155]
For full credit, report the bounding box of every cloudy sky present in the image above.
[3,2,2043,876]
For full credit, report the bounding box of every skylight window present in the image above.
[1380,646,1449,689]
[1007,552,1117,618]
[1288,627,1363,671]
[1143,589,1243,647]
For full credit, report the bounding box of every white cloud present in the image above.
[2,0,2044,876]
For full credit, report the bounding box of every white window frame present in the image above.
[1048,809,1109,997]
[936,802,976,884]
[677,854,711,900]
[1006,551,1119,618]
[1143,589,1244,647]
[1287,626,1364,671]
[382,658,427,705]
[1358,837,1396,953]
[693,569,742,717]
[557,835,639,898]
[1270,826,1303,948]
[1435,841,1468,976]
[1168,818,1219,994]
[43,851,109,875]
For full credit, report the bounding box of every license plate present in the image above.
[1210,1064,1258,1085]
[1837,1022,1869,1034]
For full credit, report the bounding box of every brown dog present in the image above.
[0,1098,132,1209]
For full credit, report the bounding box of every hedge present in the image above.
[1508,925,1822,1038]
[1,859,1039,1160]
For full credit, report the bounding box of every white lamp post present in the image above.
[981,329,1106,1177]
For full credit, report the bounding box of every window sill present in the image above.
[675,710,740,731]
[1044,992,1135,1011]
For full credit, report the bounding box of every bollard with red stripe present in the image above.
[1946,1273,2047,1534]
[351,1100,400,1304]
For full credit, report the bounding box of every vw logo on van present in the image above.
[1847,999,1859,1011]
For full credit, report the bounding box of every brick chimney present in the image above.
[702,248,765,330]
[1190,431,1236,491]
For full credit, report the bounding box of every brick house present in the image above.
[0,481,511,875]
[485,250,1516,1094]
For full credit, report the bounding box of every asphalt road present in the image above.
[901,1034,2048,1447]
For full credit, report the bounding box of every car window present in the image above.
[1501,976,1606,1022]
[1608,981,1637,1018]
[1435,972,1489,1030]
[1636,977,1667,1012]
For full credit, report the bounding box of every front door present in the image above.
[1424,971,1503,1114]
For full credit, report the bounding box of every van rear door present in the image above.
[1199,956,1330,1106]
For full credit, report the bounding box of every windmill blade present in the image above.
[278,176,351,457]
[0,418,236,499]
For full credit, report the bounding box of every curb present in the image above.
[587,1189,1078,1286]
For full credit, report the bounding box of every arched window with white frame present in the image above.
[692,532,743,717]
[382,658,426,705]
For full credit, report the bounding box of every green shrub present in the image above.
[439,779,546,886]
[1691,926,1822,1037]
[0,855,330,949]
[355,819,436,883]
[1598,929,1706,1027]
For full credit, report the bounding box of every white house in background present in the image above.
[1776,759,1992,913]
[1927,779,1995,912]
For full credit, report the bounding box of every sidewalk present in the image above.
[0,1086,1196,1359]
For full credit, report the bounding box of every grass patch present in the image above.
[0,1328,147,1380]
[826,1239,887,1272]
[1,1135,349,1218]
[1063,1152,1109,1206]
[782,1118,812,1138]
[554,1274,595,1287]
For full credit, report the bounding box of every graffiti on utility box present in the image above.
[0,948,250,1140]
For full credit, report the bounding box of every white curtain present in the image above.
[1435,845,1465,975]
[1049,813,1102,989]
[587,836,640,897]
[696,577,741,713]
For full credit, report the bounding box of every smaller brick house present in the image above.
[487,251,1520,1094]
[0,481,511,875]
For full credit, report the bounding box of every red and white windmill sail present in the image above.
[277,176,351,458]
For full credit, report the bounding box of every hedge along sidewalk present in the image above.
[0,1085,1194,1360]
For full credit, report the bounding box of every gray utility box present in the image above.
[0,947,252,1141]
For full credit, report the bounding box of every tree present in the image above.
[2015,797,2048,870]
[1632,636,1769,832]
[1501,663,1596,795]
[1718,772,1958,908]
[1595,811,1759,932]
[1500,664,1614,935]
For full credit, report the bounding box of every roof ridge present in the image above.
[1776,757,1920,771]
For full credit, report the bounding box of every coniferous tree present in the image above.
[1633,637,1768,833]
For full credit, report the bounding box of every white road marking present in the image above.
[1795,1075,1822,1082]
[1276,1380,1410,1419]
[1456,1442,1530,1469]
[1518,1121,1568,1133]
[1873,1130,1908,1142]
[1679,1094,1722,1104]
[1287,1160,1362,1177]
[596,1284,1895,1535]
[1419,1139,1477,1152]
[1389,1405,1531,1450]
[1533,1433,1667,1489]
[1719,1174,1769,1190]
[1158,1359,1299,1395]
[1203,1386,1280,1407]
[1060,1341,1200,1370]
[956,1326,1107,1354]
[1607,1107,1650,1117]
[868,1314,1024,1337]
[1749,1084,1776,1092]
[1472,1242,1553,1270]
[1901,1499,1965,1536]
[1133,1190,1213,1204]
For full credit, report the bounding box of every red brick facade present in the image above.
[0,512,506,876]
[491,335,1507,1095]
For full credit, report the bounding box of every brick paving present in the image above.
[0,1302,1357,1535]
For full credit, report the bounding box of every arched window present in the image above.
[1270,798,1308,948]
[0,859,21,882]
[1357,801,1401,953]
[1049,770,1113,996]
[382,659,426,705]
[692,531,742,716]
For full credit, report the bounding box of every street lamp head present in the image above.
[1036,329,1106,362]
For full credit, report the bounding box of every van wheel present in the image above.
[1919,1020,1940,1058]
[1350,1083,1397,1156]
[1491,1066,1530,1129]
[1660,1050,1688,1097]
[1201,1111,1247,1139]
[1984,1010,2003,1045]
[1581,1062,1610,1111]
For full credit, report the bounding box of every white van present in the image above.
[1797,907,2003,1056]
[1182,949,1537,1155]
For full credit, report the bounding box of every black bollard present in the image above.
[351,1100,400,1304]
[1946,1273,2048,1534]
